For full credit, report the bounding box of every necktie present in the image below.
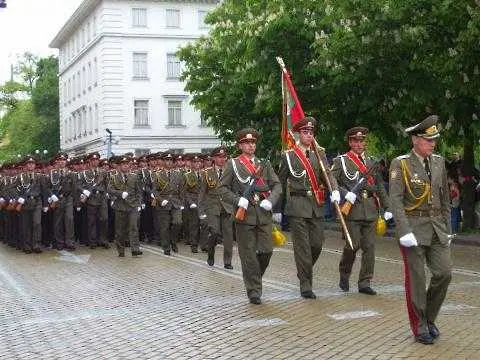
[359,155,365,164]
[218,168,222,179]
[424,158,431,180]
[305,150,310,158]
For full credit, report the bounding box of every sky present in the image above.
[0,0,83,84]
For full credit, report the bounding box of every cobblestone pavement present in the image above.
[1,230,480,359]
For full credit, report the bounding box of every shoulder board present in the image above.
[395,154,410,160]
[432,154,442,158]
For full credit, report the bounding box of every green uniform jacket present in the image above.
[389,151,451,246]
[331,154,389,221]
[217,157,282,226]
[198,166,228,216]
[277,148,338,218]
[107,171,142,211]
[150,169,184,210]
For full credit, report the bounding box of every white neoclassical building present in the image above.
[50,0,220,158]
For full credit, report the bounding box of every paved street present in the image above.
[1,230,480,359]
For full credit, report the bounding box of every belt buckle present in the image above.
[306,190,312,197]
[253,193,260,204]
[362,190,368,199]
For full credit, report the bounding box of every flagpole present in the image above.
[275,57,354,250]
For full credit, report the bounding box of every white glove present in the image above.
[330,190,341,203]
[76,207,81,212]
[82,189,91,197]
[80,194,87,201]
[121,192,128,199]
[345,191,357,204]
[161,199,169,207]
[42,207,49,213]
[9,199,14,204]
[259,199,272,211]
[384,211,393,221]
[272,213,282,223]
[238,197,249,209]
[137,206,141,212]
[141,203,146,210]
[180,206,185,210]
[18,197,25,205]
[399,232,418,247]
[447,234,455,246]
[51,194,59,203]
[0,197,5,203]
[199,214,207,219]
[151,193,155,199]
[47,196,53,204]
[190,203,197,209]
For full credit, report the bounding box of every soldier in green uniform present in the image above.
[331,127,391,295]
[389,115,452,345]
[183,154,203,253]
[218,128,282,305]
[277,117,341,299]
[198,146,233,268]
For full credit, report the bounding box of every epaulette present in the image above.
[432,154,442,158]
[395,154,410,160]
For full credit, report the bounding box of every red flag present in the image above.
[281,68,305,149]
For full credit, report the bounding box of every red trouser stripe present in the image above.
[400,246,419,336]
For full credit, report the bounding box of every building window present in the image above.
[168,100,183,126]
[134,100,149,127]
[198,10,208,29]
[89,106,93,134]
[93,57,98,86]
[83,107,87,135]
[166,9,180,28]
[170,148,184,155]
[133,52,148,79]
[132,8,147,27]
[87,21,91,42]
[167,53,181,79]
[82,67,86,93]
[94,103,99,133]
[88,62,92,88]
[72,75,76,100]
[77,71,81,97]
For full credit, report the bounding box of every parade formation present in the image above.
[0,114,452,346]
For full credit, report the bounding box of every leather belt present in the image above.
[406,208,442,217]
[290,190,313,197]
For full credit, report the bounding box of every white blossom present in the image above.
[325,5,333,15]
[448,48,457,57]
[463,73,470,83]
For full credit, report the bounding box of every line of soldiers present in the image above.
[217,115,451,346]
[0,114,451,345]
[0,146,234,266]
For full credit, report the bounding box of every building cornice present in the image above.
[50,0,219,48]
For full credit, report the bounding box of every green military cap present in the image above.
[236,127,260,143]
[346,126,368,140]
[210,145,228,157]
[405,115,440,139]
[292,116,316,132]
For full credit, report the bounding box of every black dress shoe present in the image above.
[171,244,178,253]
[118,253,125,257]
[339,277,349,292]
[415,333,434,345]
[191,245,198,253]
[66,245,76,251]
[428,322,440,338]
[301,291,317,299]
[33,248,43,254]
[249,297,262,305]
[23,249,32,254]
[164,249,171,256]
[359,287,377,295]
[207,248,215,266]
[132,250,143,256]
[224,264,233,270]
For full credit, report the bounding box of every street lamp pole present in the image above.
[106,128,112,159]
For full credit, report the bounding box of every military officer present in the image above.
[217,128,282,305]
[277,117,341,299]
[331,127,391,295]
[183,154,203,253]
[389,115,452,345]
[198,146,234,268]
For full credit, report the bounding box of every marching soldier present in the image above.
[331,127,391,295]
[107,156,143,257]
[218,128,282,305]
[198,146,234,268]
[46,153,77,251]
[138,154,153,244]
[389,115,452,345]
[151,152,184,255]
[277,117,341,299]
[183,154,203,253]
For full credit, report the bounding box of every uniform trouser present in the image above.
[22,207,42,251]
[87,204,108,246]
[289,216,324,293]
[52,199,75,249]
[206,210,234,265]
[139,203,153,242]
[154,208,182,251]
[236,221,273,299]
[114,209,140,254]
[400,233,452,336]
[185,207,200,246]
[7,211,19,248]
[339,220,376,289]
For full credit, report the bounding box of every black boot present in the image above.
[207,247,215,266]
[257,252,272,276]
